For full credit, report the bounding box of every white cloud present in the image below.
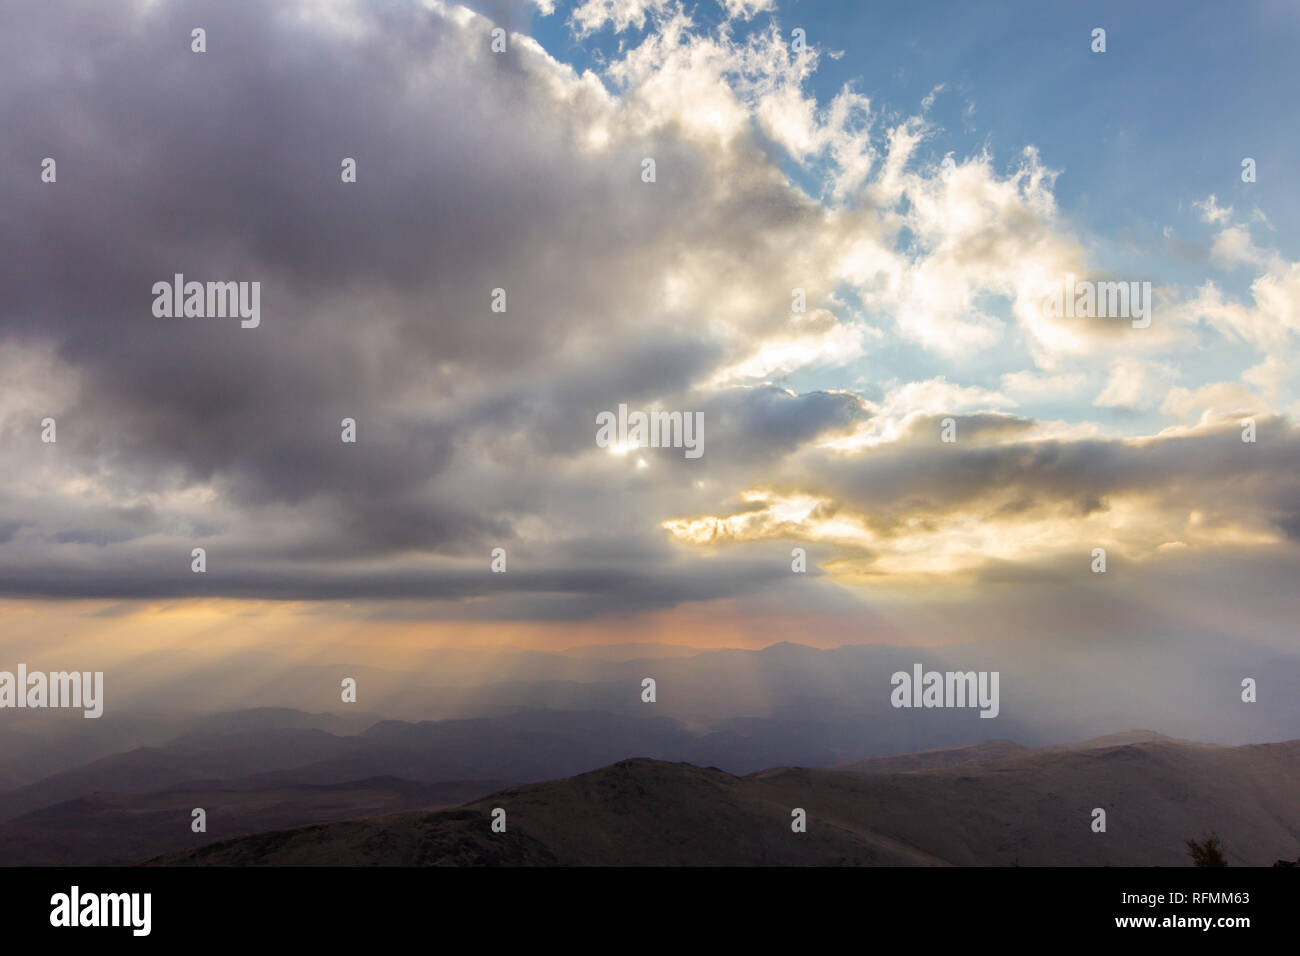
[1000,370,1088,398]
[1180,258,1300,350]
[718,0,775,20]
[1194,194,1233,225]
[1209,224,1267,269]
[570,0,673,36]
[1242,355,1290,396]
[1093,357,1179,410]
[1161,383,1269,423]
[713,313,876,383]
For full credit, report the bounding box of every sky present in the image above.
[1,0,1298,673]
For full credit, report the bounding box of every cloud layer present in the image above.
[0,0,1296,651]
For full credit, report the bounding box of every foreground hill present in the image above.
[150,760,940,866]
[151,736,1300,866]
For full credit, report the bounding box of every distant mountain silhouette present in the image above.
[828,740,1029,773]
[0,705,936,826]
[151,736,1300,867]
[0,777,507,866]
[827,731,1179,773]
[0,727,366,822]
[0,706,381,793]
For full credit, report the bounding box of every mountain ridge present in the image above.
[148,735,1300,867]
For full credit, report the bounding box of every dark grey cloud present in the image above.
[790,414,1300,537]
[0,0,867,607]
